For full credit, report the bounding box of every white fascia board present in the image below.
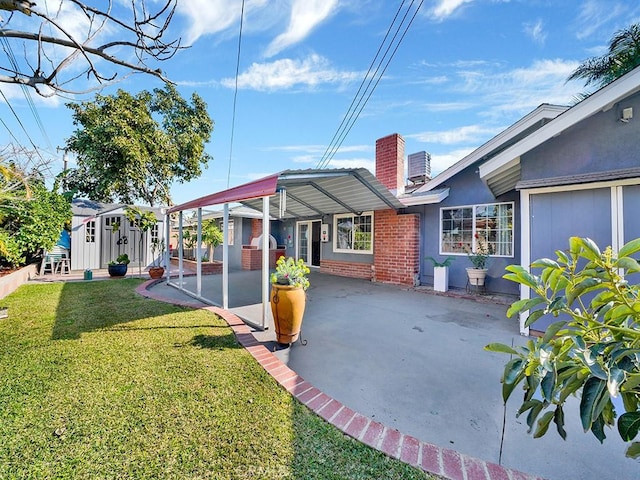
[414,104,568,194]
[399,188,450,206]
[480,68,640,179]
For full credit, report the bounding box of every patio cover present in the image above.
[164,168,402,330]
[240,168,404,218]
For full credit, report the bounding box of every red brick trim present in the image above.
[320,259,373,280]
[136,280,544,480]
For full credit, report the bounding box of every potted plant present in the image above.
[425,256,454,292]
[465,234,491,286]
[108,253,130,277]
[149,238,165,279]
[270,256,310,345]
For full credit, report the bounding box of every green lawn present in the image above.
[0,279,431,479]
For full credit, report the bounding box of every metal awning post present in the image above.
[196,207,202,297]
[262,196,270,329]
[178,211,184,288]
[222,203,229,310]
[164,211,170,281]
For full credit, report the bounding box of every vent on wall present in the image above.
[407,151,431,185]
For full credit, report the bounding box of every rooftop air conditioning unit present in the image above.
[407,151,431,184]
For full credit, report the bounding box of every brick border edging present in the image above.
[135,279,544,480]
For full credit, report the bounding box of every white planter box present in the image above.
[433,266,449,292]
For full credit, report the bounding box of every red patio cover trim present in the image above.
[167,173,281,214]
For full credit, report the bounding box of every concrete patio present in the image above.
[143,270,638,480]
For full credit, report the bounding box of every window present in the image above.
[151,224,159,241]
[333,212,373,254]
[440,202,513,257]
[85,220,96,243]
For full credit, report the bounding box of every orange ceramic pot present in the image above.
[149,266,165,279]
[270,284,306,344]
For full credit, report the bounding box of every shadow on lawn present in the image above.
[52,279,207,340]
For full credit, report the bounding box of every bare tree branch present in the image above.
[0,0,183,96]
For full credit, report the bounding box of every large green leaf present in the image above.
[533,410,555,438]
[531,258,560,269]
[616,256,640,273]
[485,343,519,355]
[580,237,602,261]
[618,238,640,258]
[608,367,625,397]
[506,296,545,318]
[566,277,601,306]
[541,370,556,402]
[591,415,607,443]
[580,377,607,431]
[554,405,567,440]
[618,412,640,441]
[542,320,567,343]
[625,442,640,459]
[524,309,545,327]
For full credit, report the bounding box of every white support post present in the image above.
[262,196,270,330]
[197,208,202,297]
[178,211,184,288]
[164,212,170,282]
[223,204,229,310]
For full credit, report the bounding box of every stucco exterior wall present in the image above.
[416,166,520,295]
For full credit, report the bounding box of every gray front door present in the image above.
[529,187,612,332]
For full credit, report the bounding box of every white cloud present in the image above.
[220,54,360,91]
[428,0,474,21]
[175,0,270,45]
[323,157,375,171]
[265,0,340,57]
[408,125,501,145]
[524,19,547,45]
[574,0,627,40]
[429,148,476,176]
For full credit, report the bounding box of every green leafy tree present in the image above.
[486,237,640,458]
[201,219,223,262]
[568,23,640,89]
[1,182,71,266]
[65,84,213,206]
[124,206,158,277]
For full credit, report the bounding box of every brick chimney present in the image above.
[375,133,405,196]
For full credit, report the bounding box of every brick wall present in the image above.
[251,219,262,240]
[373,209,420,286]
[375,133,405,194]
[241,247,286,270]
[320,259,373,280]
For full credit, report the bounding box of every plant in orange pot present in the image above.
[270,256,310,345]
[148,238,166,279]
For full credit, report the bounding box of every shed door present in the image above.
[529,188,612,332]
[101,215,142,268]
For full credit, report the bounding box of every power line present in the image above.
[316,0,424,169]
[0,35,54,152]
[227,0,246,189]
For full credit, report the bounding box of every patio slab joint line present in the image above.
[136,279,545,480]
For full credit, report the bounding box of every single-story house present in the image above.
[167,65,640,336]
[403,64,640,335]
[70,199,166,271]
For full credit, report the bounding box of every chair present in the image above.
[40,246,70,275]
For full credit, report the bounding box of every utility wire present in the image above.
[226,0,245,189]
[316,0,424,169]
[0,35,53,153]
[316,0,409,170]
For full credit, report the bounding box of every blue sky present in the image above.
[2,0,640,206]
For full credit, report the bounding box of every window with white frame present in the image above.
[334,212,373,253]
[151,223,159,241]
[440,202,513,257]
[85,220,96,243]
